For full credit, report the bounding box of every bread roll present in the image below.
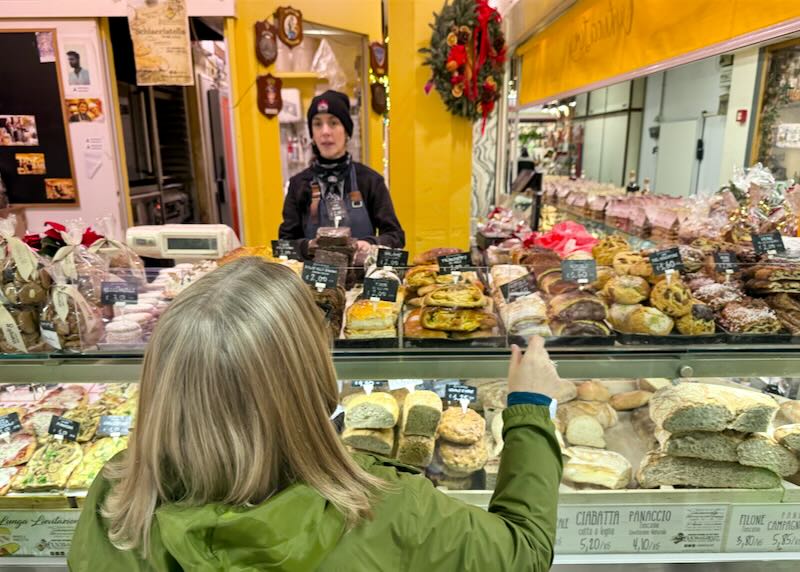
[341,427,395,455]
[439,438,488,476]
[637,452,781,489]
[566,415,606,448]
[610,390,653,411]
[344,393,400,429]
[401,390,443,437]
[661,430,744,462]
[563,447,632,489]
[603,275,651,305]
[438,407,485,445]
[558,400,618,429]
[577,381,610,402]
[780,401,800,423]
[626,306,674,336]
[774,424,800,452]
[396,434,435,467]
[608,303,642,333]
[649,383,778,434]
[737,434,799,477]
[639,378,672,392]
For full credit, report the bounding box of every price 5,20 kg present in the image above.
[579,538,611,553]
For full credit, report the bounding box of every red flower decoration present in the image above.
[447,44,467,68]
[82,228,104,247]
[22,233,42,251]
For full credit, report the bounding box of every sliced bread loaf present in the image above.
[344,393,400,429]
[341,427,395,455]
[737,434,800,477]
[400,390,442,437]
[563,447,631,489]
[637,452,781,489]
[661,431,745,463]
[565,415,606,448]
[774,424,800,452]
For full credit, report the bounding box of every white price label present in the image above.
[724,505,800,552]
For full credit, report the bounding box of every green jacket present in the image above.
[68,404,562,571]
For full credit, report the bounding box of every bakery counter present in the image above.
[1,346,800,382]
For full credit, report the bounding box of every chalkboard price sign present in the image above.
[751,232,785,255]
[271,240,301,260]
[649,248,685,275]
[437,253,471,274]
[302,262,340,290]
[500,274,536,303]
[362,278,399,302]
[561,260,597,283]
[376,249,409,268]
[714,251,739,273]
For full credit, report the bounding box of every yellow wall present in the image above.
[228,0,384,245]
[387,0,473,256]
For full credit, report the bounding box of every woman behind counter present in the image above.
[279,90,404,259]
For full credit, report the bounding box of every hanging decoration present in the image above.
[370,42,388,76]
[257,74,283,118]
[371,82,388,115]
[255,19,279,67]
[420,0,506,133]
[275,6,303,49]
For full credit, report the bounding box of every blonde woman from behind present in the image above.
[69,257,563,571]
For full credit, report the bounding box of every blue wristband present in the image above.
[507,391,552,407]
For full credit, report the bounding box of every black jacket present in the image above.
[278,162,405,257]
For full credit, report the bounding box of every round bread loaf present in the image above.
[650,280,693,318]
[676,303,715,335]
[626,306,674,336]
[603,275,651,305]
[439,438,488,476]
[438,407,485,445]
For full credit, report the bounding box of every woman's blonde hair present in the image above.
[102,258,381,553]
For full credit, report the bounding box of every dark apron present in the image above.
[304,164,375,239]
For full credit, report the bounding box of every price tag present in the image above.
[47,415,80,442]
[724,505,800,552]
[271,240,301,261]
[752,231,786,255]
[377,249,409,269]
[40,321,61,350]
[500,274,536,303]
[437,252,471,274]
[445,383,477,412]
[648,247,685,275]
[351,380,387,395]
[0,412,22,440]
[302,262,340,290]
[97,415,132,438]
[387,379,424,392]
[362,278,399,303]
[561,259,598,284]
[101,282,138,305]
[714,251,739,273]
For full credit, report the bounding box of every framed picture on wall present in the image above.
[0,29,79,206]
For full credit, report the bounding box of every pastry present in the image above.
[626,306,674,336]
[401,390,443,437]
[439,438,488,477]
[405,265,440,293]
[12,440,83,491]
[602,275,650,305]
[576,381,610,402]
[311,286,346,339]
[592,236,630,266]
[675,303,715,335]
[610,390,653,411]
[0,431,36,467]
[66,436,129,489]
[499,293,548,336]
[612,251,653,278]
[591,266,616,291]
[774,424,800,452]
[403,309,448,339]
[563,447,632,489]
[550,320,610,337]
[396,434,435,467]
[650,279,693,318]
[718,300,782,334]
[548,291,608,322]
[105,320,143,345]
[423,284,486,308]
[649,383,778,434]
[420,307,495,333]
[692,283,744,312]
[637,452,781,489]
[344,393,399,429]
[438,407,485,445]
[316,226,352,247]
[678,245,706,272]
[608,303,641,333]
[341,427,395,456]
[490,265,528,290]
[345,300,398,339]
[412,248,461,266]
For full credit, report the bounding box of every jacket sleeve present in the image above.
[278,178,311,258]
[403,404,562,571]
[363,177,405,248]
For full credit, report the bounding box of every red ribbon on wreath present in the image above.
[474,0,502,133]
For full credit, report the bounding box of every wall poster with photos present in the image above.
[0,29,78,205]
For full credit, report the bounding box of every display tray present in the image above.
[334,338,399,349]
[721,330,794,345]
[508,334,616,348]
[402,336,507,348]
[616,332,728,346]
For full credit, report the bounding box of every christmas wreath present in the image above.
[421,0,506,132]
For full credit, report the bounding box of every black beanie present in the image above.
[307,90,353,137]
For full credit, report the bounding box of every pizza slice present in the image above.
[64,404,107,442]
[110,398,138,427]
[67,436,128,489]
[98,384,139,408]
[0,431,37,467]
[0,467,19,495]
[23,408,65,444]
[37,385,87,410]
[11,440,83,491]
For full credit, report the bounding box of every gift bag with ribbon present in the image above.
[0,216,53,307]
[89,217,146,286]
[51,220,109,308]
[40,266,104,351]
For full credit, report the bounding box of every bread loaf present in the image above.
[577,381,610,402]
[558,400,618,429]
[566,416,606,448]
[610,390,653,411]
[563,447,632,489]
[639,378,672,392]
[774,424,800,452]
[662,431,744,462]
[344,393,400,429]
[780,401,800,423]
[400,390,442,437]
[439,439,488,477]
[637,452,781,489]
[341,427,395,455]
[737,434,800,477]
[396,434,435,467]
[438,407,485,445]
[649,383,778,434]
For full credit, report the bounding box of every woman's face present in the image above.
[312,113,347,159]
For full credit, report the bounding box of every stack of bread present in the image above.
[395,390,442,467]
[638,383,798,489]
[432,406,489,489]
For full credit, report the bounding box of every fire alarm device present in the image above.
[736,109,748,124]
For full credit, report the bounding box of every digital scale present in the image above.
[126,224,241,261]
